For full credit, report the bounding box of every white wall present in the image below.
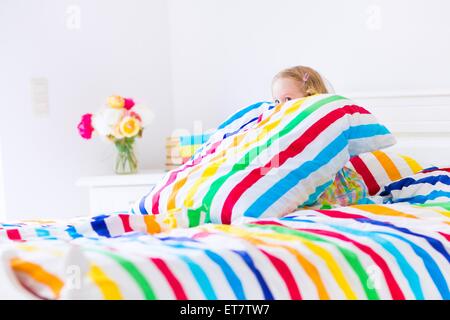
[1,0,449,220]
[0,141,6,221]
[168,0,450,130]
[0,0,173,219]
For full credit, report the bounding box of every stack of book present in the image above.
[165,134,211,171]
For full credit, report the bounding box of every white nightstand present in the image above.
[76,170,166,215]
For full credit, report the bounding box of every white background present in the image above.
[0,0,449,219]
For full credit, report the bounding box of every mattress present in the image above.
[0,202,448,300]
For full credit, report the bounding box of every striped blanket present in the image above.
[1,202,449,299]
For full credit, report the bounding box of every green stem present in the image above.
[114,138,138,174]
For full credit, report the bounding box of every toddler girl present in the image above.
[271,65,368,208]
[272,65,331,104]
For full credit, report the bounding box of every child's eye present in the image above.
[285,97,292,102]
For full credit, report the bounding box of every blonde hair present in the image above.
[272,65,328,97]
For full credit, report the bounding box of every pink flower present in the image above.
[123,98,135,110]
[77,113,94,139]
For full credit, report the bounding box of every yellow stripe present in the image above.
[88,264,123,299]
[184,158,228,207]
[162,212,178,229]
[168,163,204,210]
[179,144,202,157]
[213,225,358,299]
[168,135,242,211]
[352,204,418,219]
[372,150,402,181]
[16,244,39,252]
[10,257,64,298]
[180,100,305,208]
[435,210,450,218]
[399,154,423,173]
[301,241,357,299]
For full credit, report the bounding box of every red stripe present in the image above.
[316,209,368,219]
[252,220,284,226]
[150,257,188,300]
[260,249,302,299]
[296,227,405,300]
[6,229,21,241]
[152,140,222,214]
[221,105,371,224]
[118,215,133,233]
[192,231,213,239]
[257,114,263,123]
[350,156,380,195]
[438,232,450,241]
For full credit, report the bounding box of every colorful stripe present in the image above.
[10,258,64,298]
[3,200,448,300]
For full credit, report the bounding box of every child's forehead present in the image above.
[273,78,303,93]
[274,77,301,87]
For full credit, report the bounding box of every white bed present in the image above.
[1,92,449,300]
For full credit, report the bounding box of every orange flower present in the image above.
[107,95,125,109]
[119,116,141,138]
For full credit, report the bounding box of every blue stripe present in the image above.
[167,242,246,299]
[65,226,83,239]
[35,228,50,238]
[179,134,211,146]
[395,191,450,204]
[138,191,152,215]
[217,102,270,129]
[381,174,450,196]
[347,124,391,139]
[178,255,217,299]
[202,250,246,299]
[301,180,333,206]
[232,250,274,300]
[376,231,449,299]
[280,217,315,223]
[243,133,348,218]
[243,123,391,218]
[90,215,111,238]
[223,117,259,139]
[159,236,199,243]
[356,218,450,263]
[329,224,425,299]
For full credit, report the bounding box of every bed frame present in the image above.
[1,91,449,299]
[348,91,450,167]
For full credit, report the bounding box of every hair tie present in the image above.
[303,72,309,82]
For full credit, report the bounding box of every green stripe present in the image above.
[88,248,157,300]
[337,246,379,300]
[190,95,346,224]
[188,209,202,227]
[415,201,450,211]
[245,223,380,300]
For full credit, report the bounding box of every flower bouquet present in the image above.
[77,95,153,174]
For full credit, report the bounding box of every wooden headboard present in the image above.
[346,91,450,167]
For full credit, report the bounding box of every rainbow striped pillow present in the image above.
[192,101,274,159]
[347,150,430,195]
[380,169,450,204]
[133,94,395,228]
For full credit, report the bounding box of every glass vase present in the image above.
[114,138,138,174]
